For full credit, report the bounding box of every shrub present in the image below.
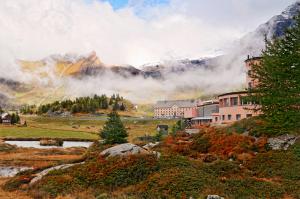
[191,133,211,153]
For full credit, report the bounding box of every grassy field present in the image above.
[0,116,177,142]
[0,126,98,140]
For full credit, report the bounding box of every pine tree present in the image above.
[247,13,300,135]
[100,111,128,144]
[10,113,16,124]
[120,103,126,111]
[16,112,20,124]
[112,102,120,111]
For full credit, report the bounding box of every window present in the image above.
[228,115,232,120]
[224,98,229,107]
[231,97,238,106]
[236,114,241,120]
[248,70,252,76]
[246,114,252,118]
[222,115,225,120]
[248,82,252,89]
[215,117,218,122]
[220,99,223,107]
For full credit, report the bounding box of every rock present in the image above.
[207,195,224,199]
[143,142,160,150]
[267,134,299,150]
[100,143,150,158]
[29,162,84,186]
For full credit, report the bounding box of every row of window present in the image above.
[219,96,253,107]
[214,114,252,122]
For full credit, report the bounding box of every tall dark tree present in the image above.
[112,102,120,111]
[10,113,16,124]
[247,13,300,135]
[100,111,128,144]
[120,103,126,111]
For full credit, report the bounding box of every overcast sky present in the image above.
[0,0,297,67]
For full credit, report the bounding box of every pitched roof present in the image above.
[1,113,9,119]
[154,100,197,108]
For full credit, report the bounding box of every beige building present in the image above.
[154,100,198,119]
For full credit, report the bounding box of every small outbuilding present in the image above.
[1,113,11,125]
[156,125,169,133]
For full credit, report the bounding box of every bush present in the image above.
[191,133,211,153]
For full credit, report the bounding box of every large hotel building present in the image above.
[154,56,262,125]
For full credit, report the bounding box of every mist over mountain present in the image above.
[0,1,299,105]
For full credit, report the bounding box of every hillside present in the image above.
[4,123,299,198]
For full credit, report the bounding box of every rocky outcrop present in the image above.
[143,142,160,150]
[29,162,83,186]
[267,135,299,150]
[100,143,150,158]
[207,195,224,199]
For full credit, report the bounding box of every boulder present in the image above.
[143,142,160,150]
[100,143,150,158]
[207,195,224,199]
[267,134,299,150]
[29,162,83,186]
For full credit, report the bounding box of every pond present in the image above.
[0,166,33,177]
[4,141,93,149]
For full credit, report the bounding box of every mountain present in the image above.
[237,1,300,56]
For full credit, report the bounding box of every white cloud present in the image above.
[1,0,294,68]
[0,0,296,102]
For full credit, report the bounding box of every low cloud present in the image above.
[0,0,296,103]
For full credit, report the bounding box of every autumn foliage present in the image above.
[161,127,267,160]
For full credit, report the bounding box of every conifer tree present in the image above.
[248,13,300,135]
[120,103,126,111]
[100,111,128,144]
[10,113,16,124]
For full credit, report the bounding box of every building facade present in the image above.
[0,113,11,125]
[212,57,262,124]
[213,91,259,124]
[191,101,219,126]
[154,100,198,119]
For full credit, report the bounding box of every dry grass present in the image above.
[0,178,32,199]
[0,145,86,168]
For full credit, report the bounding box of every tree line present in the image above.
[21,94,127,115]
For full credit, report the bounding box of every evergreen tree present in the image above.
[247,13,300,135]
[16,112,20,124]
[10,113,16,124]
[0,106,3,114]
[120,103,126,111]
[100,111,128,144]
[112,102,120,111]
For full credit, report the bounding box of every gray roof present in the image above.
[191,116,213,121]
[154,100,197,108]
[1,113,9,119]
